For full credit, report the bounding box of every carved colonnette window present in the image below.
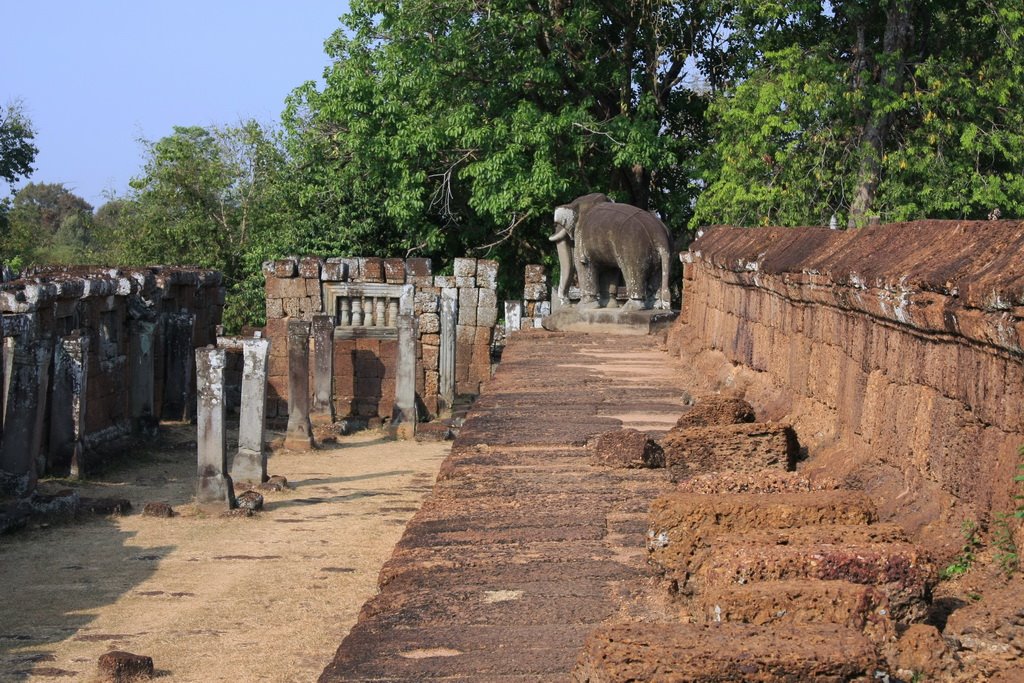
[322,282,414,340]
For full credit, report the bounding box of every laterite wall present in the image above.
[670,221,1024,547]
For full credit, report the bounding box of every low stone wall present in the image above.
[263,256,497,423]
[0,265,224,488]
[670,221,1024,545]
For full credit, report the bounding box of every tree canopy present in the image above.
[0,101,37,186]
[693,0,1024,227]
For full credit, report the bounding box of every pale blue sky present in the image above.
[5,1,348,207]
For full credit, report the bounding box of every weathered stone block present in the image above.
[97,650,154,681]
[383,258,406,283]
[695,579,895,643]
[675,396,756,429]
[433,275,456,289]
[661,421,799,481]
[265,297,284,319]
[419,312,440,334]
[574,622,877,683]
[694,540,935,621]
[477,305,498,328]
[360,257,384,283]
[273,258,297,278]
[458,288,479,326]
[321,260,347,281]
[476,259,498,289]
[647,491,877,582]
[590,428,664,468]
[455,275,476,288]
[298,256,322,279]
[524,264,546,284]
[524,282,548,300]
[453,257,476,277]
[414,290,439,313]
[406,257,432,277]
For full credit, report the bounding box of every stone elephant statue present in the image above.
[549,193,672,310]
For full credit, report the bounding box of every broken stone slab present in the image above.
[647,491,877,581]
[142,502,174,518]
[236,489,264,511]
[695,579,895,644]
[573,621,878,683]
[97,650,154,682]
[692,540,936,622]
[673,395,755,429]
[660,421,800,481]
[589,428,664,468]
[80,497,132,515]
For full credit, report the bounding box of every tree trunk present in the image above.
[849,2,914,226]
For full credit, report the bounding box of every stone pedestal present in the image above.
[541,307,678,335]
[231,337,270,483]
[438,290,458,415]
[129,319,158,435]
[310,314,334,426]
[284,320,314,450]
[390,314,418,439]
[195,347,234,506]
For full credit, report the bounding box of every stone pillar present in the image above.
[390,314,418,439]
[231,337,270,484]
[195,346,234,506]
[129,319,158,436]
[284,320,314,450]
[163,312,196,421]
[30,334,53,479]
[49,333,89,478]
[310,314,334,426]
[438,289,458,415]
[0,335,50,495]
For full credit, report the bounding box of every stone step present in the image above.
[692,540,935,622]
[693,579,895,643]
[660,421,800,480]
[677,469,839,494]
[647,491,877,576]
[573,621,878,682]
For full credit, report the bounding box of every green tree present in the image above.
[694,0,1024,228]
[284,0,729,289]
[0,101,37,186]
[2,182,95,264]
[111,121,291,330]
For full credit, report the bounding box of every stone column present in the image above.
[195,346,234,506]
[49,333,89,478]
[438,289,458,415]
[231,337,270,484]
[390,314,418,439]
[310,314,335,426]
[129,319,158,436]
[0,335,50,495]
[163,312,196,421]
[284,320,314,450]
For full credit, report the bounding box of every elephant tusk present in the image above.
[549,228,569,242]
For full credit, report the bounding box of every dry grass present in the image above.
[0,426,449,682]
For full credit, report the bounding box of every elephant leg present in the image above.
[622,266,649,310]
[577,262,601,308]
[656,250,671,310]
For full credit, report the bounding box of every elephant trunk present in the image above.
[553,236,574,306]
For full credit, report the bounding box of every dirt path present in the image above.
[0,428,450,682]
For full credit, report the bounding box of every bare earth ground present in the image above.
[0,426,450,682]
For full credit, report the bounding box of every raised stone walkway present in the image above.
[319,330,686,681]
